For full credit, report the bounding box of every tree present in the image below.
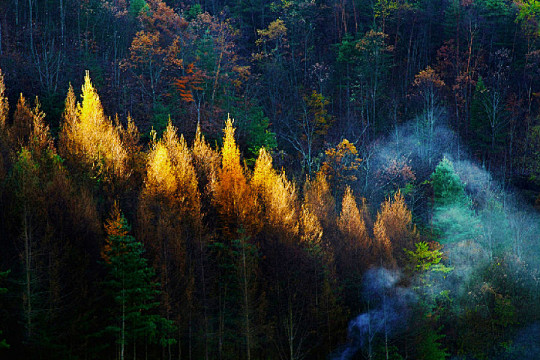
[251,147,298,239]
[354,29,393,139]
[10,94,35,148]
[103,206,175,360]
[0,269,9,349]
[212,116,259,236]
[0,69,8,180]
[337,186,371,261]
[138,121,202,358]
[285,90,334,174]
[303,171,336,232]
[430,157,480,245]
[412,66,446,165]
[320,139,362,198]
[59,72,128,183]
[373,191,415,266]
[337,186,371,305]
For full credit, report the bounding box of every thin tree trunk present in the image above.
[24,205,32,339]
[241,242,251,360]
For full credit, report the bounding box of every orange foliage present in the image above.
[102,203,128,263]
[175,63,205,103]
[0,69,7,132]
[303,171,336,228]
[11,94,34,147]
[191,123,220,193]
[337,186,370,251]
[212,116,259,235]
[300,204,323,248]
[373,191,415,267]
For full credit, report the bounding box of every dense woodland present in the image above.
[0,0,540,359]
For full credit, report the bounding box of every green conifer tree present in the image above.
[102,207,175,360]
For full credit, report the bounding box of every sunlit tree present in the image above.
[373,191,414,267]
[138,121,202,356]
[212,116,259,236]
[59,72,128,182]
[252,147,298,239]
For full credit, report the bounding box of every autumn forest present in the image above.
[0,0,540,359]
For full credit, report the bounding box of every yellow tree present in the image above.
[337,186,371,259]
[303,171,336,232]
[211,117,263,360]
[138,121,201,353]
[320,139,362,198]
[373,191,415,267]
[191,123,220,200]
[212,116,259,236]
[59,72,128,182]
[252,147,298,240]
[10,95,34,148]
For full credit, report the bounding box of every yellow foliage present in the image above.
[59,71,127,180]
[320,139,362,194]
[29,98,54,156]
[300,204,322,247]
[377,191,412,245]
[256,19,287,43]
[373,191,414,266]
[10,95,53,155]
[192,123,220,193]
[0,69,7,132]
[213,116,259,235]
[138,121,202,284]
[119,115,141,153]
[373,215,395,267]
[338,186,370,250]
[303,171,335,225]
[143,121,201,218]
[145,142,177,195]
[252,148,298,237]
[11,94,33,147]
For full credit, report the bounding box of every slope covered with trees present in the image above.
[0,0,539,359]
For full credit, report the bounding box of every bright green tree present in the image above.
[430,157,480,244]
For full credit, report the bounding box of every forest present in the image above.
[0,0,540,359]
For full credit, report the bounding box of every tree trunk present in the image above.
[241,242,251,360]
[23,205,33,339]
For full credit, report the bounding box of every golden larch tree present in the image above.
[192,123,220,194]
[212,116,259,236]
[303,171,336,230]
[10,95,34,148]
[138,121,202,347]
[252,147,298,239]
[373,191,414,267]
[338,186,370,252]
[59,72,127,181]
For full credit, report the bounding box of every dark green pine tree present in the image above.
[102,206,175,360]
[0,269,9,349]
